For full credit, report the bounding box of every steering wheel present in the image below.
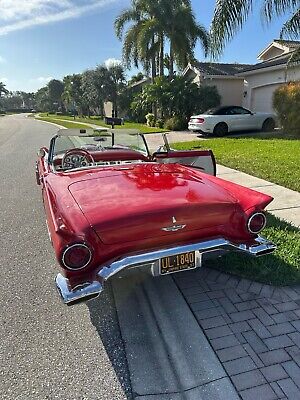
[62,148,94,170]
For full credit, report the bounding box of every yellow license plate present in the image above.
[160,251,196,275]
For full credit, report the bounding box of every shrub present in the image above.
[155,119,164,128]
[165,116,187,131]
[131,76,221,123]
[145,113,156,127]
[273,81,300,135]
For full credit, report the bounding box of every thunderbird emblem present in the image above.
[162,217,186,232]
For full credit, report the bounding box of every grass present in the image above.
[207,214,300,286]
[173,132,300,192]
[37,113,167,133]
[36,117,91,130]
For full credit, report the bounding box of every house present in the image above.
[183,40,300,113]
[237,40,300,113]
[128,77,151,92]
[182,62,252,107]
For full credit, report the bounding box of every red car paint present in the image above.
[37,145,273,289]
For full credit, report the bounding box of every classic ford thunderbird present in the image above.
[36,128,276,305]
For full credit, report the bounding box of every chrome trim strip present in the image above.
[55,274,103,305]
[62,243,92,271]
[55,235,276,305]
[98,236,276,281]
[247,212,267,234]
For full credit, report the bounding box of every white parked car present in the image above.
[188,106,276,136]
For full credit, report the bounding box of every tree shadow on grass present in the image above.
[87,282,133,399]
[206,214,300,287]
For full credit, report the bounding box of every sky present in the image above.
[0,0,290,92]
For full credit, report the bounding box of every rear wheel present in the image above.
[213,122,228,137]
[262,118,275,132]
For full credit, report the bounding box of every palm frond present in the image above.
[264,0,299,22]
[210,0,252,58]
[137,18,161,56]
[193,24,210,57]
[114,8,141,38]
[122,24,141,68]
[280,8,300,37]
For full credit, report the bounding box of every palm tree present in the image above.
[162,0,209,76]
[115,0,210,78]
[210,0,300,60]
[115,0,160,80]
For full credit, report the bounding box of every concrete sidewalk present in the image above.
[217,165,300,228]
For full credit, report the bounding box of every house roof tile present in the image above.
[239,52,295,73]
[192,61,253,76]
[274,39,300,49]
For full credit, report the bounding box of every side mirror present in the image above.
[38,148,46,158]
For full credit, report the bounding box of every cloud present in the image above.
[0,0,118,36]
[28,76,53,88]
[31,76,54,84]
[104,58,122,68]
[0,56,6,63]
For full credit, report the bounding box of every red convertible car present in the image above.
[36,128,276,305]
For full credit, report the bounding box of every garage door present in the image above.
[251,84,282,113]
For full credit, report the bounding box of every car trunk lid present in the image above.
[68,164,237,244]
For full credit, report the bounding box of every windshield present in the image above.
[50,130,150,172]
[204,108,219,115]
[52,131,148,158]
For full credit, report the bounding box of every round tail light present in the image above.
[62,244,92,270]
[247,212,267,234]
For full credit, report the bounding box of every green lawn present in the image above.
[173,132,300,192]
[207,214,300,286]
[37,113,167,133]
[36,117,92,130]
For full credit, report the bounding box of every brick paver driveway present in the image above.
[174,268,300,400]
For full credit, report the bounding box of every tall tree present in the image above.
[115,0,158,80]
[105,63,126,117]
[35,87,51,112]
[162,0,209,76]
[48,79,64,110]
[81,70,102,116]
[115,0,209,78]
[62,74,83,113]
[210,0,300,60]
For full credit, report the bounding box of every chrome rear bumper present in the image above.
[55,235,276,305]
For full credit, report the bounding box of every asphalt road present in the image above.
[0,114,132,400]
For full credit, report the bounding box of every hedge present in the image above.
[273,81,300,135]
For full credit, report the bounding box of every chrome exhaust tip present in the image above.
[55,273,103,305]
